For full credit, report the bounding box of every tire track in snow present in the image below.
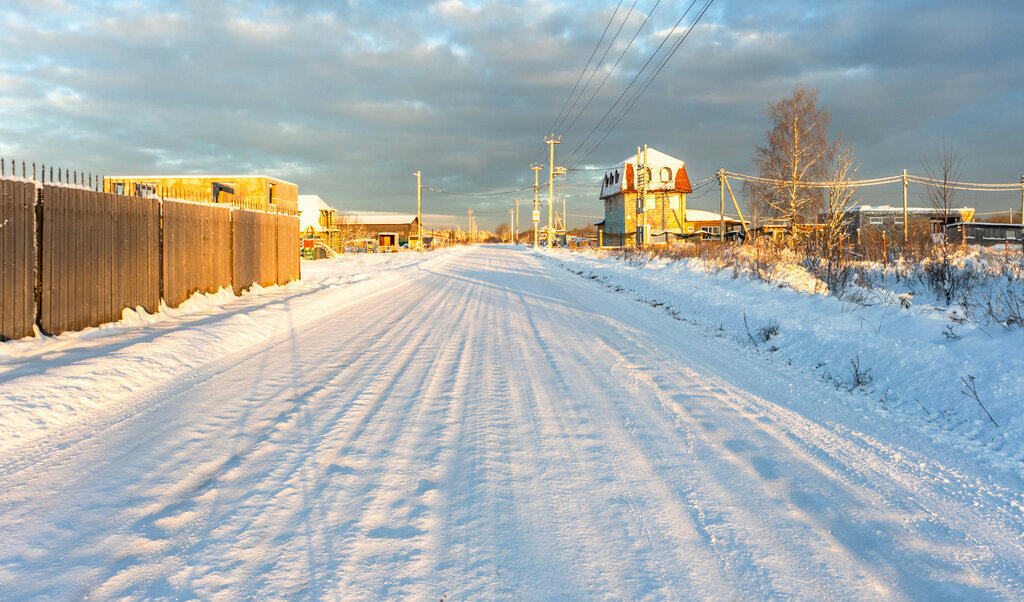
[3,246,1023,599]
[545,248,1024,599]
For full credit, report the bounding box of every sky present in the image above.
[1,0,1022,230]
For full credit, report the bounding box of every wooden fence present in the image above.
[0,179,300,340]
[0,180,37,340]
[277,214,301,285]
[163,201,232,308]
[41,186,161,335]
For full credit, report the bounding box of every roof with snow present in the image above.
[298,195,334,232]
[600,148,693,199]
[844,205,973,214]
[340,213,418,226]
[686,209,745,223]
[104,174,298,186]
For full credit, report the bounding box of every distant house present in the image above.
[597,148,745,246]
[341,214,421,247]
[298,194,340,256]
[104,174,298,215]
[945,222,1023,247]
[829,205,975,242]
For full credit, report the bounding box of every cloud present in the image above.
[1,0,1022,229]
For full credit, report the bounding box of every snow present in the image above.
[685,208,744,223]
[539,247,1024,476]
[600,147,688,198]
[339,212,417,226]
[0,251,444,455]
[104,173,298,186]
[298,194,333,232]
[1,245,1023,598]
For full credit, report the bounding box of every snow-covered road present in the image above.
[2,246,1023,598]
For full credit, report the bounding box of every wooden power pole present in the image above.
[719,168,726,242]
[545,135,561,248]
[903,168,909,247]
[514,198,520,245]
[531,163,543,249]
[415,170,423,251]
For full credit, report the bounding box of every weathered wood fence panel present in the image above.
[277,215,300,285]
[40,187,160,335]
[3,180,300,340]
[232,210,279,295]
[162,201,232,307]
[0,180,37,341]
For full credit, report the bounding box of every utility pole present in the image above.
[545,135,561,248]
[509,208,514,244]
[637,145,649,247]
[561,174,567,238]
[415,170,423,252]
[719,168,726,242]
[903,168,909,247]
[514,198,520,245]
[1019,174,1023,226]
[531,162,543,249]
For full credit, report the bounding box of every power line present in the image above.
[548,0,628,137]
[532,2,631,166]
[723,170,1023,191]
[572,0,716,168]
[423,184,543,197]
[562,0,704,166]
[532,1,626,165]
[559,0,656,141]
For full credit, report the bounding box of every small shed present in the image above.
[945,222,1023,247]
[342,214,420,246]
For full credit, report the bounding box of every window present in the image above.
[112,182,125,195]
[135,183,157,198]
[1008,230,1017,240]
[701,226,720,235]
[869,217,883,226]
[668,195,679,211]
[660,167,672,183]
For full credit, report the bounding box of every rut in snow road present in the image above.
[1,246,1022,598]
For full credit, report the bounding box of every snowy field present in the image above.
[1,245,1023,598]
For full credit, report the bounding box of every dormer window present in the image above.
[661,167,672,183]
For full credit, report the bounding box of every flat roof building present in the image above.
[104,174,298,215]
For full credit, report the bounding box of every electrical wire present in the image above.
[563,0,705,166]
[546,0,626,137]
[722,170,1022,191]
[423,184,543,197]
[559,0,661,142]
[571,0,715,167]
[532,1,631,166]
[553,0,638,137]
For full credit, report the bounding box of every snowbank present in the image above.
[0,249,465,454]
[539,248,1024,479]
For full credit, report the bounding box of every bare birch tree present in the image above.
[921,137,968,305]
[751,87,831,236]
[921,136,963,250]
[820,137,859,289]
[336,214,370,248]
